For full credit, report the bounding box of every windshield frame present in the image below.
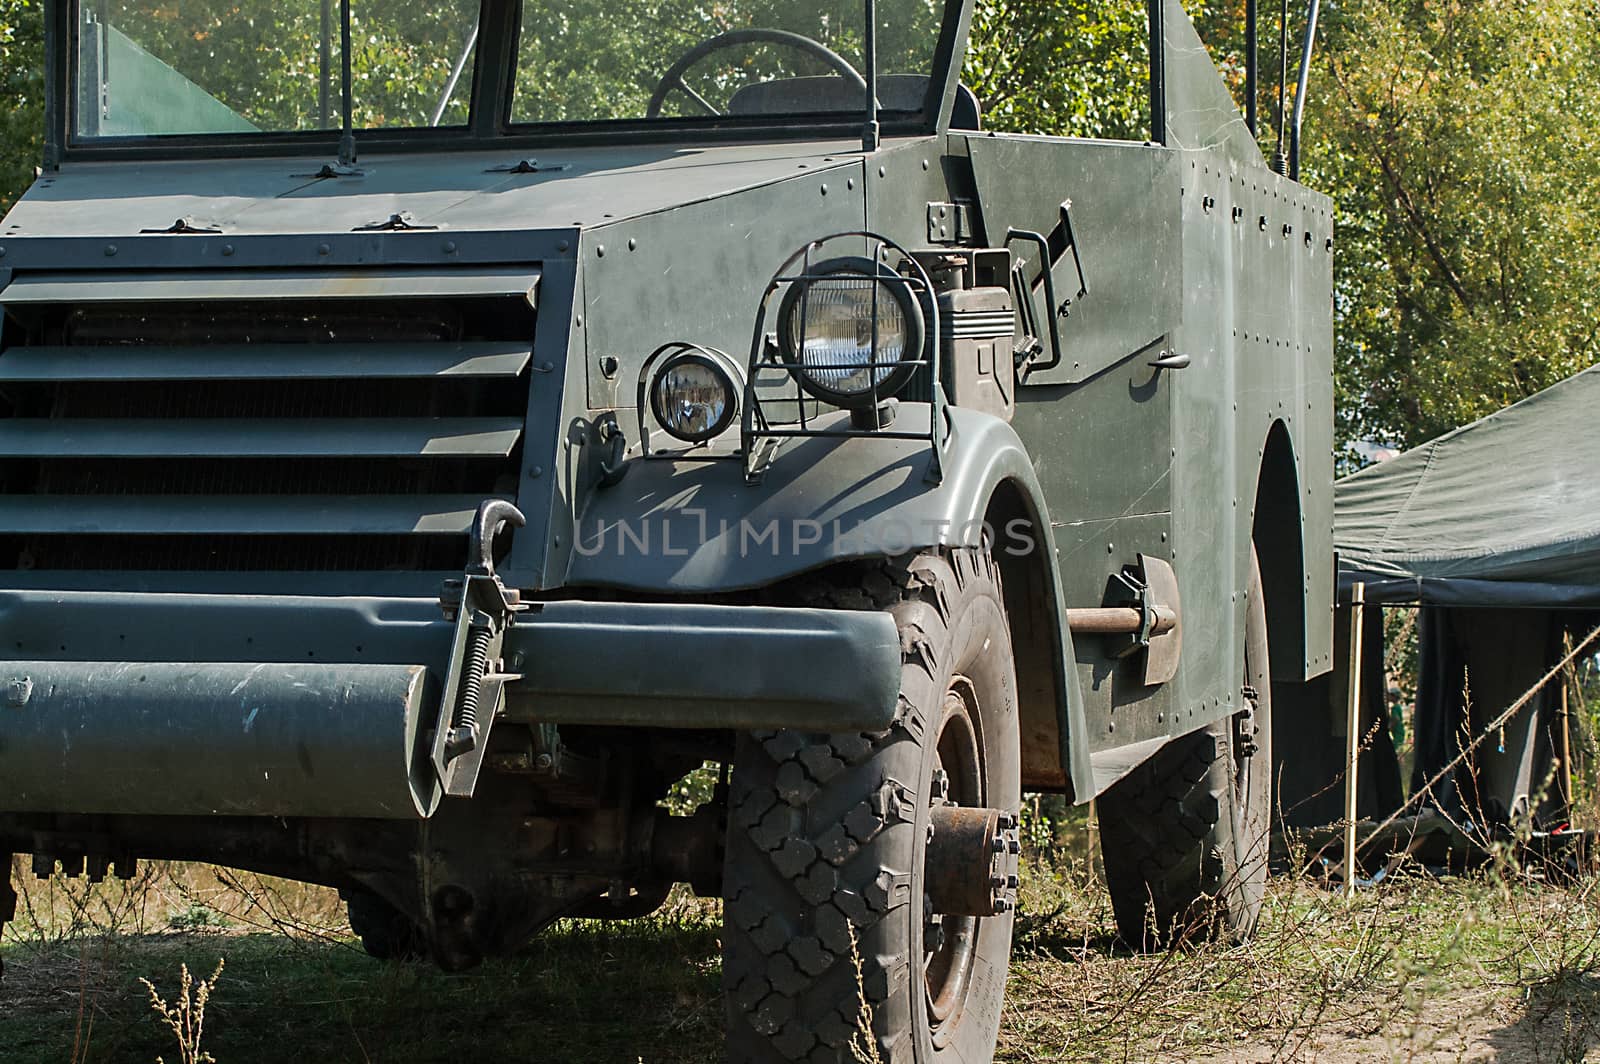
[45,0,972,164]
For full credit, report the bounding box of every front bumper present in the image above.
[0,591,899,820]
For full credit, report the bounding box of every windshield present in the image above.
[68,0,949,142]
[513,0,945,124]
[72,0,481,138]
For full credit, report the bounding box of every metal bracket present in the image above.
[139,218,223,235]
[430,501,527,798]
[353,213,438,233]
[1006,201,1090,376]
[487,159,571,174]
[1106,569,1157,659]
[1138,554,1182,686]
[595,413,629,489]
[5,675,31,708]
[1100,554,1183,686]
[290,162,365,180]
[1235,703,1260,758]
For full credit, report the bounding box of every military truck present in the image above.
[0,0,1333,1058]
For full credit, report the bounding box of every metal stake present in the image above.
[1343,581,1364,898]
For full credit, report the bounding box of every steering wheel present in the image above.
[646,29,868,119]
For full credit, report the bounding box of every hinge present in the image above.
[487,159,570,175]
[927,201,973,245]
[139,217,223,235]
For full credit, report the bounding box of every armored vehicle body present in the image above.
[0,0,1333,1058]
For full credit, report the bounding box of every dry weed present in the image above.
[138,958,225,1064]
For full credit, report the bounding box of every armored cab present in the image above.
[0,0,1333,1058]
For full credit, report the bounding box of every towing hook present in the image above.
[468,500,526,577]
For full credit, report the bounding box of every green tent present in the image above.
[1336,365,1600,606]
[1281,368,1600,836]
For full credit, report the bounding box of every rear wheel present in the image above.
[722,549,1021,1063]
[1098,547,1274,948]
[342,887,425,961]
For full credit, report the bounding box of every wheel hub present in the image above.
[921,683,1020,1040]
[925,804,1021,917]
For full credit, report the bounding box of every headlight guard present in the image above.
[635,341,745,455]
[775,255,926,409]
[742,232,945,486]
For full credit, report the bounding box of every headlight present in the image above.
[649,351,739,444]
[777,256,925,408]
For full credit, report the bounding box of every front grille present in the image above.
[0,294,536,573]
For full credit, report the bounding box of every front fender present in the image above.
[562,405,1094,799]
[568,407,1023,589]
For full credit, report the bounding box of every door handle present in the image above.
[1149,351,1192,370]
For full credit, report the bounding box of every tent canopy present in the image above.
[1334,366,1600,607]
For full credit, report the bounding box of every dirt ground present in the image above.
[1199,981,1600,1062]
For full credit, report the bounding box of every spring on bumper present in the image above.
[446,621,495,757]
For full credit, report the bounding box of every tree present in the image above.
[963,0,1150,140]
[0,0,43,217]
[1308,0,1600,450]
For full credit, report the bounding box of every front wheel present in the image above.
[722,549,1022,1063]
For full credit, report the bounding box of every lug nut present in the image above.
[1008,839,1021,855]
[991,834,1006,853]
[1007,874,1020,890]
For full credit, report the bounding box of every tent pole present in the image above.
[1560,671,1573,812]
[1344,582,1365,898]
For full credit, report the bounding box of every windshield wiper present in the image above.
[431,21,480,127]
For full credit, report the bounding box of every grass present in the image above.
[4,841,1600,1063]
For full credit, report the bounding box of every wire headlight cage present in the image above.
[635,341,745,455]
[742,232,946,485]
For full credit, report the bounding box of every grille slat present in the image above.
[0,494,511,536]
[0,292,536,573]
[0,342,533,383]
[0,418,526,459]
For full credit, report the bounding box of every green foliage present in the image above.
[91,0,480,133]
[1311,0,1600,450]
[0,0,43,217]
[963,0,1149,140]
[512,0,943,123]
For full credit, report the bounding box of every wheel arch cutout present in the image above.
[1250,419,1308,682]
[983,475,1086,798]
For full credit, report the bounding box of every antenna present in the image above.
[1271,0,1289,174]
[337,0,357,168]
[862,0,880,152]
[319,0,331,129]
[1245,0,1258,136]
[1289,0,1323,181]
